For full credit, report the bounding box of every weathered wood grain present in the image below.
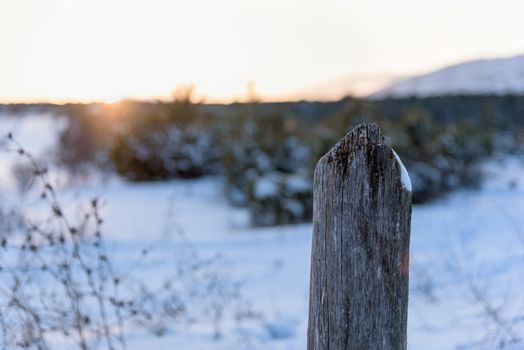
[307,123,412,350]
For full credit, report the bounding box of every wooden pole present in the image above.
[307,123,412,350]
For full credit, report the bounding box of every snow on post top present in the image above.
[318,122,412,193]
[392,149,412,192]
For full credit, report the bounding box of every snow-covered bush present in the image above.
[110,100,220,181]
[384,109,493,202]
[58,98,496,224]
[219,113,314,225]
[58,98,221,182]
[218,102,493,224]
[310,101,493,204]
[248,172,312,226]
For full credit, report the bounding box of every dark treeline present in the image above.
[372,95,524,127]
[3,94,524,127]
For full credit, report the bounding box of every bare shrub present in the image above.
[10,161,43,194]
[0,133,256,349]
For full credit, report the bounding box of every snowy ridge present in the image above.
[371,55,524,99]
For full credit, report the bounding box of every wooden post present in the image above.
[307,123,412,350]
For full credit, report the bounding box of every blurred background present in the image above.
[1,0,524,349]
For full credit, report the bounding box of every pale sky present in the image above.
[1,0,523,103]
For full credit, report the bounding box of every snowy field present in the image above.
[1,113,524,349]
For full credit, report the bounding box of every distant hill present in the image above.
[371,55,524,99]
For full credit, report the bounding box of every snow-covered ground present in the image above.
[1,114,524,349]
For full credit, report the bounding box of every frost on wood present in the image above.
[307,123,412,350]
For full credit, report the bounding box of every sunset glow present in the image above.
[1,0,524,103]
